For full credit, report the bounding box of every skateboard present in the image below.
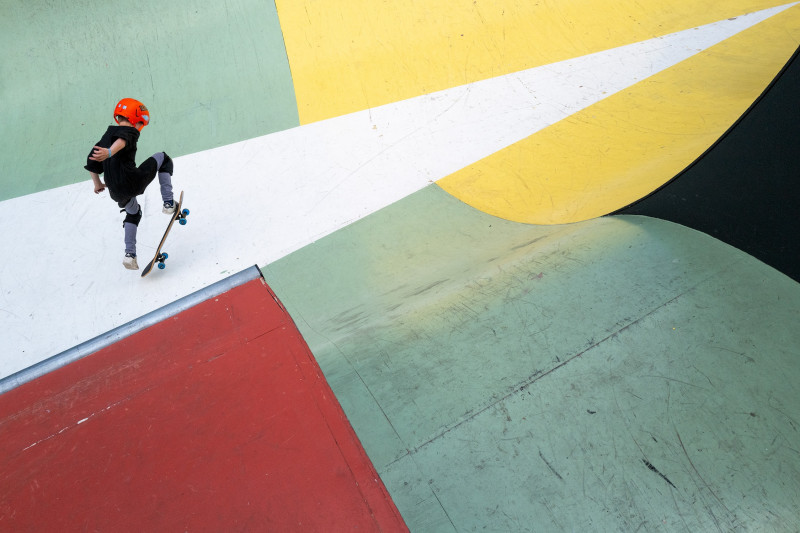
[141,190,190,277]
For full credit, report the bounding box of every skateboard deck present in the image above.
[141,190,189,277]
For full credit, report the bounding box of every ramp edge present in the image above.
[0,265,263,396]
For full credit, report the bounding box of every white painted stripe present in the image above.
[0,5,793,378]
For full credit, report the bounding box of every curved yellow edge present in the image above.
[440,6,800,224]
[276,1,800,224]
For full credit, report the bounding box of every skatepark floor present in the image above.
[3,1,800,529]
[263,185,800,531]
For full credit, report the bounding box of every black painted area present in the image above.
[615,46,800,282]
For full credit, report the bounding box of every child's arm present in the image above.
[89,137,127,162]
[90,171,105,194]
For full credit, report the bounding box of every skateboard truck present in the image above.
[155,252,169,270]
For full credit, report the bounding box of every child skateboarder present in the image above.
[85,98,175,270]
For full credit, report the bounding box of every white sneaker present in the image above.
[123,253,139,270]
[162,200,176,214]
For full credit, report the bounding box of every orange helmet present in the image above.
[114,98,150,131]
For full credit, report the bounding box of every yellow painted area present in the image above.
[276,0,795,124]
[438,6,800,224]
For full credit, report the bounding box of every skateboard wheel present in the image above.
[158,262,166,270]
[161,252,168,260]
[182,208,190,216]
[179,218,187,225]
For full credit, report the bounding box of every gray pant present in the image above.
[123,153,174,255]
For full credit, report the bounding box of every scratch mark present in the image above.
[20,390,150,453]
[644,374,709,391]
[23,425,72,451]
[539,450,564,481]
[643,459,676,488]
[676,428,731,514]
[145,51,155,93]
[768,395,799,431]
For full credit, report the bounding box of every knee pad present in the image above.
[160,152,173,175]
[121,207,143,227]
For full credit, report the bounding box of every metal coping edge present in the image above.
[0,265,264,396]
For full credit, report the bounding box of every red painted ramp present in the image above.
[0,274,407,531]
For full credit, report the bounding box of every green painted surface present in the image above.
[263,185,800,531]
[0,0,297,201]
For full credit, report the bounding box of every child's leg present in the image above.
[122,197,142,256]
[150,152,174,205]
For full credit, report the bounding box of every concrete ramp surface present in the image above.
[264,186,800,531]
[0,270,406,531]
[2,1,799,530]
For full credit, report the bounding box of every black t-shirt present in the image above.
[85,125,141,196]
